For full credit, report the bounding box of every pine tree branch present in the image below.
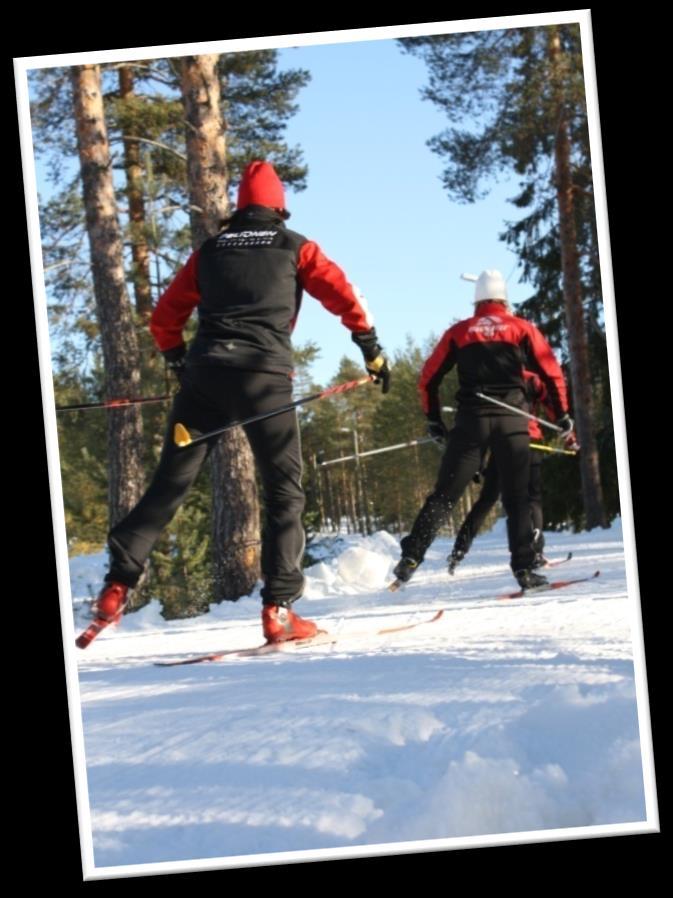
[115,135,187,162]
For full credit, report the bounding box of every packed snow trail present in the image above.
[70,520,648,871]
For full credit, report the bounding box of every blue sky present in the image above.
[275,37,531,384]
[30,33,539,387]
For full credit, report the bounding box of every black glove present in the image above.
[557,413,580,450]
[352,329,391,394]
[557,413,574,436]
[163,344,187,385]
[427,417,449,448]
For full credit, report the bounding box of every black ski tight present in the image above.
[106,367,305,605]
[401,412,535,572]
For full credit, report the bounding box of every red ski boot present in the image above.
[262,604,318,644]
[76,582,129,649]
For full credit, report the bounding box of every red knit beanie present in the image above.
[237,161,286,211]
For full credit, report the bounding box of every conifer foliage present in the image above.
[400,25,613,529]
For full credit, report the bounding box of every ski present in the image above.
[75,616,117,649]
[541,551,573,568]
[155,609,444,666]
[154,630,336,665]
[393,550,574,589]
[498,569,600,600]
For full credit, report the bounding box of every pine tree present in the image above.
[178,54,261,601]
[401,24,609,529]
[70,64,145,527]
[31,51,311,609]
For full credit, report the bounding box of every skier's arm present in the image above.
[297,240,390,392]
[149,251,202,352]
[297,241,374,333]
[419,328,456,419]
[521,323,569,421]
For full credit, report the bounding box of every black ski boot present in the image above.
[448,548,465,575]
[393,556,419,583]
[514,569,549,591]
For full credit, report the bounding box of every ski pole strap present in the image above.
[175,376,374,448]
[475,391,563,433]
[56,395,171,412]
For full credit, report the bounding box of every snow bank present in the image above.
[304,531,399,597]
[70,515,652,872]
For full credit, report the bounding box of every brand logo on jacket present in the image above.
[469,316,507,338]
[217,230,278,247]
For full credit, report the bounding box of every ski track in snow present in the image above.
[70,519,648,869]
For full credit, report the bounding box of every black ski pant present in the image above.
[453,448,544,557]
[400,411,535,573]
[106,366,305,606]
[528,452,544,550]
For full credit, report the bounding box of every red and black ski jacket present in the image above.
[524,371,548,440]
[419,302,569,421]
[150,205,374,375]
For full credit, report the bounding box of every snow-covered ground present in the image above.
[68,518,656,877]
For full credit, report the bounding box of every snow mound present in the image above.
[337,546,391,588]
[304,531,399,597]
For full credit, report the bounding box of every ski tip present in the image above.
[174,422,192,447]
[75,621,103,649]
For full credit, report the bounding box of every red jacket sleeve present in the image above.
[522,321,569,420]
[419,328,456,417]
[297,241,373,333]
[149,251,201,351]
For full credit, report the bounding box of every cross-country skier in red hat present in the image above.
[77,161,391,649]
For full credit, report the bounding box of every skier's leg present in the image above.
[400,415,485,567]
[451,454,501,562]
[491,418,536,575]
[239,372,306,607]
[528,448,545,552]
[106,373,224,587]
[237,371,317,642]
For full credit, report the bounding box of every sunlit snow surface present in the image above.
[71,519,648,869]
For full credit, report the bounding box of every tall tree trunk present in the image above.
[549,29,607,529]
[179,54,261,600]
[71,65,145,528]
[119,66,153,320]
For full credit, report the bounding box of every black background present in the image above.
[12,7,664,889]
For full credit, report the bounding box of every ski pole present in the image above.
[529,442,577,457]
[56,394,171,412]
[475,392,564,434]
[318,436,435,467]
[174,376,374,448]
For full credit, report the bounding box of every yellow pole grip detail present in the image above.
[174,423,193,447]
